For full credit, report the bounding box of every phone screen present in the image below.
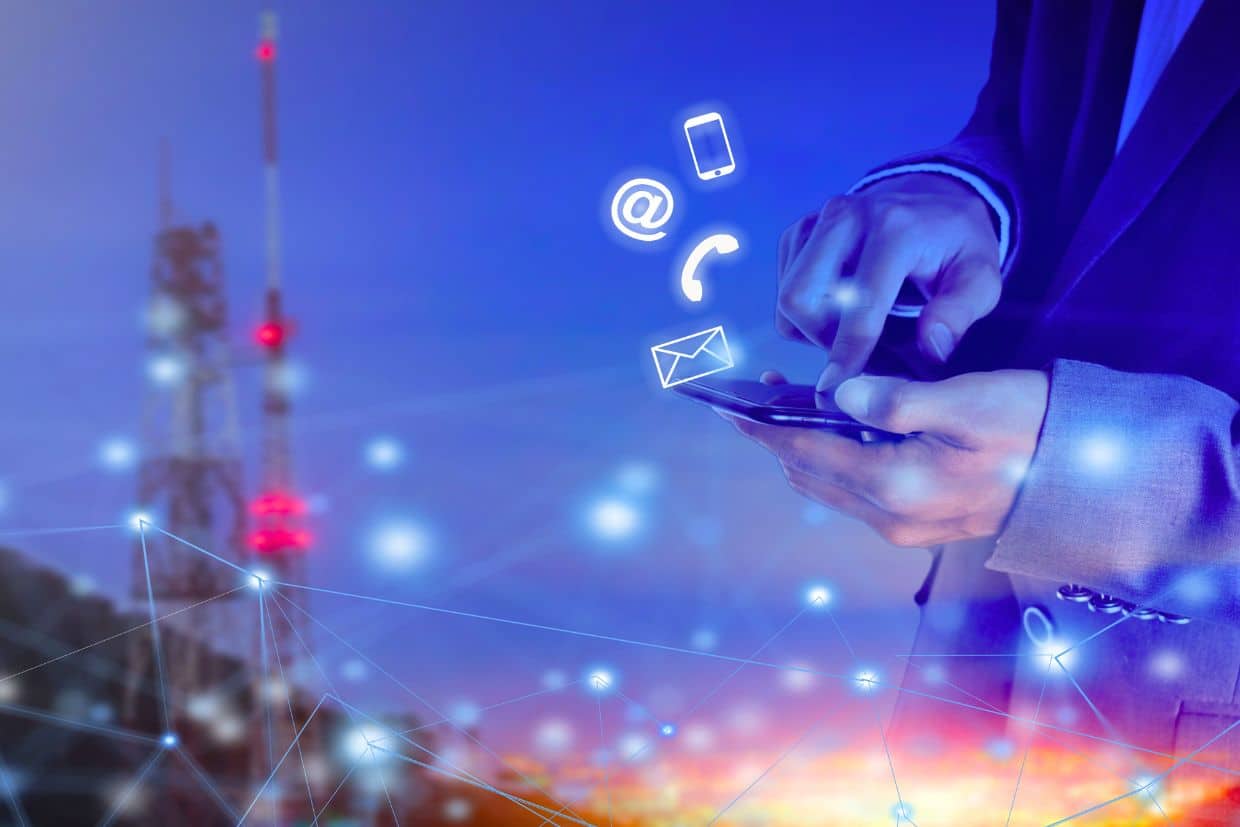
[686,118,734,176]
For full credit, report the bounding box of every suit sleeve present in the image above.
[987,359,1240,627]
[860,0,1033,271]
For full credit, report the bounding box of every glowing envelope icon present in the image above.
[650,326,734,389]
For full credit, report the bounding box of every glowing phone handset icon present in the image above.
[680,233,740,303]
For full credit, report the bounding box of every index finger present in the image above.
[818,239,918,390]
[777,199,862,349]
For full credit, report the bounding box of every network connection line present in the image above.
[272,589,594,825]
[596,695,613,827]
[174,746,238,821]
[0,746,32,827]
[259,590,316,816]
[899,658,1171,823]
[684,604,810,719]
[371,743,596,827]
[0,701,161,746]
[7,516,1232,824]
[1004,658,1053,827]
[1046,713,1240,824]
[96,749,164,827]
[0,584,245,685]
[272,579,857,683]
[396,679,583,736]
[236,692,330,825]
[136,523,172,734]
[257,591,274,774]
[0,524,125,539]
[705,705,840,826]
[309,759,357,827]
[333,697,586,827]
[822,604,907,826]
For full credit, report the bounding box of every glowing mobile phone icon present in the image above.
[683,112,736,180]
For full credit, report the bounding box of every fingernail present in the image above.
[928,323,954,362]
[834,377,873,418]
[816,363,842,393]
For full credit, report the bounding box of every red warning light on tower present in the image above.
[250,491,306,517]
[248,526,311,554]
[255,321,286,348]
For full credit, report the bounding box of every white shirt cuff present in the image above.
[849,162,1012,270]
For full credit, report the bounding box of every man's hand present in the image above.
[727,370,1049,547]
[777,173,1003,391]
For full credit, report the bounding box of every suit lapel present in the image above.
[1043,0,1240,319]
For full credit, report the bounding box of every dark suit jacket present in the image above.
[873,0,1240,808]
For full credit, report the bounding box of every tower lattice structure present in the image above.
[247,11,321,821]
[124,147,251,817]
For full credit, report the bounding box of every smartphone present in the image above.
[673,377,904,442]
[683,112,736,180]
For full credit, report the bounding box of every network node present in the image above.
[248,569,271,590]
[659,723,676,738]
[1078,432,1123,473]
[370,518,433,571]
[586,667,616,694]
[161,732,178,748]
[853,669,880,692]
[890,801,915,821]
[830,283,861,309]
[585,496,643,543]
[127,510,153,532]
[98,437,138,471]
[805,583,832,609]
[364,436,405,471]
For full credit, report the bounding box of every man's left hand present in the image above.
[725,370,1049,547]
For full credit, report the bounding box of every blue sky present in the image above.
[0,0,996,728]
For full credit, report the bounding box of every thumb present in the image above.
[917,257,1001,362]
[834,375,967,437]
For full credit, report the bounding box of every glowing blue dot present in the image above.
[585,497,642,543]
[448,701,481,728]
[146,354,185,386]
[659,723,676,738]
[127,510,153,532]
[891,801,915,821]
[248,570,271,590]
[690,628,719,651]
[805,584,832,609]
[985,737,1015,760]
[364,437,405,471]
[586,667,616,694]
[853,669,880,692]
[831,283,861,309]
[161,733,178,748]
[1079,433,1123,473]
[541,669,568,690]
[370,519,433,572]
[341,659,368,682]
[615,461,659,495]
[1001,456,1031,483]
[802,503,830,525]
[98,438,138,471]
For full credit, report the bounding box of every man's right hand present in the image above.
[776,172,1004,391]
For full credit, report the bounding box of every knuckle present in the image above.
[818,196,853,223]
[877,384,912,430]
[875,203,917,235]
[879,522,924,548]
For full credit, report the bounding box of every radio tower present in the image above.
[249,11,318,820]
[125,140,250,808]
